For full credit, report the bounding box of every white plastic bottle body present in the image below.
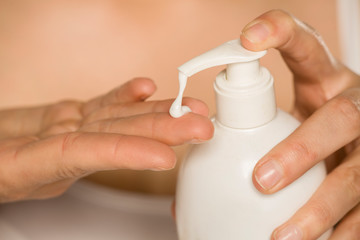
[176,110,331,240]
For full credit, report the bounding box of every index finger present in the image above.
[253,88,360,194]
[240,10,340,83]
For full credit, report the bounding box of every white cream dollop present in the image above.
[169,72,192,118]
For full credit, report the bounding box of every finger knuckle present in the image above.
[286,140,318,165]
[342,88,360,112]
[44,100,82,126]
[308,201,334,228]
[57,133,87,179]
[331,95,360,131]
[339,166,360,202]
[60,133,76,157]
[57,164,87,179]
[40,121,79,137]
[263,10,327,66]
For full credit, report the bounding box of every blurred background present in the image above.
[0,0,355,195]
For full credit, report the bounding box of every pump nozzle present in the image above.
[170,39,275,129]
[179,39,266,77]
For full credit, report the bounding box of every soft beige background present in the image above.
[0,0,340,194]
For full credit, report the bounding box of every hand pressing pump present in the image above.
[170,39,331,239]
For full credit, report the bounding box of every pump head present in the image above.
[179,39,266,78]
[170,39,276,129]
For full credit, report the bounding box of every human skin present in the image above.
[1,4,357,239]
[241,10,360,240]
[0,77,213,203]
[0,0,340,194]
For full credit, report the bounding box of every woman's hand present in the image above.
[241,10,360,239]
[0,77,214,203]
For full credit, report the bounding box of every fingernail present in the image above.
[255,160,283,190]
[274,225,303,240]
[242,21,271,43]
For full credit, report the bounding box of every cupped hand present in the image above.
[241,10,360,239]
[0,78,214,203]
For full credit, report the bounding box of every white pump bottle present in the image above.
[170,39,331,239]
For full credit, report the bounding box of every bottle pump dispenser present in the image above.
[170,39,331,239]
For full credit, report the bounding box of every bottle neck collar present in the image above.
[214,68,276,129]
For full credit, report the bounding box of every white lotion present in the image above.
[169,72,191,118]
[171,39,332,239]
